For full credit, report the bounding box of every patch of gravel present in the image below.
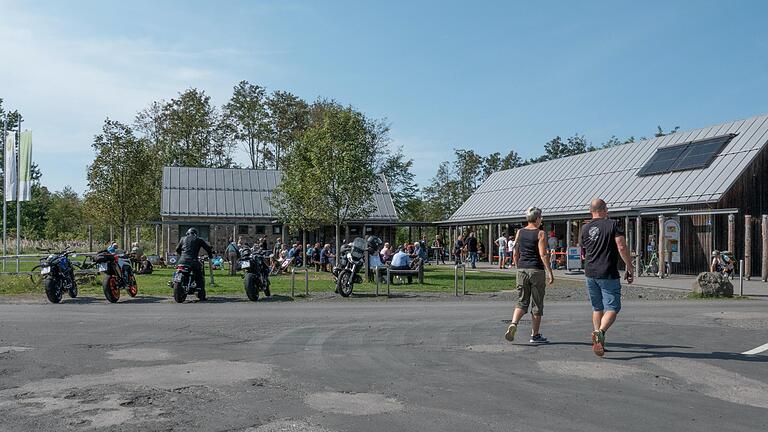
[538,360,645,380]
[704,312,768,330]
[305,391,403,415]
[106,348,174,361]
[247,419,334,432]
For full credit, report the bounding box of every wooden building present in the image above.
[442,113,768,278]
[160,167,399,254]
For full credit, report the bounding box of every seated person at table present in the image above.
[390,247,413,284]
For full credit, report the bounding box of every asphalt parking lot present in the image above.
[0,297,766,431]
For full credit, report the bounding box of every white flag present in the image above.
[19,131,32,202]
[4,132,16,202]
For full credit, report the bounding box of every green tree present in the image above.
[84,119,155,246]
[159,88,233,168]
[273,102,381,263]
[224,81,271,169]
[267,91,311,170]
[44,186,84,240]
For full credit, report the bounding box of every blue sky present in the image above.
[1,0,767,193]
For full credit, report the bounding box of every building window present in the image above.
[272,225,282,235]
[254,225,266,234]
[238,225,249,235]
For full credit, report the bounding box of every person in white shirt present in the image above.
[507,238,515,268]
[390,248,413,284]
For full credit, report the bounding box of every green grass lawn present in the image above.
[0,266,521,297]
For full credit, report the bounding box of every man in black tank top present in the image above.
[504,207,555,344]
[579,198,634,357]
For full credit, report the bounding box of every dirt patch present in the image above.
[0,360,272,429]
[538,360,645,380]
[650,358,768,409]
[465,344,526,353]
[106,348,174,361]
[305,391,403,415]
[247,419,334,432]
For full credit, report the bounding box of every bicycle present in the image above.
[638,251,670,277]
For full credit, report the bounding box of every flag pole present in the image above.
[15,118,21,273]
[1,117,6,272]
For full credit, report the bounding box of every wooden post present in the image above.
[624,216,631,252]
[154,224,160,255]
[160,223,164,256]
[566,219,572,247]
[232,224,237,243]
[408,226,412,244]
[745,215,752,280]
[658,215,665,278]
[88,225,93,252]
[728,214,736,254]
[635,216,642,271]
[166,225,171,259]
[488,223,493,264]
[762,215,768,282]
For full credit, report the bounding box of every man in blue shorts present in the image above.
[579,199,634,357]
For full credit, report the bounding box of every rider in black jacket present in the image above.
[175,228,213,291]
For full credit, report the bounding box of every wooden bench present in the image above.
[386,262,424,285]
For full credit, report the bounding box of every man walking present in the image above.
[579,199,634,357]
[466,232,479,269]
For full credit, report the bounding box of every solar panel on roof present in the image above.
[637,134,736,177]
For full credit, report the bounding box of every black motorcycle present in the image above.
[238,248,271,301]
[171,256,209,303]
[332,236,380,297]
[94,250,138,303]
[36,249,78,303]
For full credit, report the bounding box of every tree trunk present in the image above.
[302,229,307,268]
[335,223,341,267]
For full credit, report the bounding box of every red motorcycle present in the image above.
[95,250,138,303]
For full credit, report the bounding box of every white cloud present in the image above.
[0,3,276,193]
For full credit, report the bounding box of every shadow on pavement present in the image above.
[541,341,768,362]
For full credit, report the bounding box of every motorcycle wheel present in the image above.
[173,275,187,303]
[125,267,138,297]
[337,271,353,297]
[44,277,63,304]
[244,273,259,302]
[102,275,120,303]
[68,278,78,298]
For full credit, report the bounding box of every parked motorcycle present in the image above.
[332,236,382,297]
[171,256,210,303]
[95,250,138,303]
[37,248,78,303]
[238,247,271,301]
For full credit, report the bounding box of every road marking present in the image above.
[742,342,768,355]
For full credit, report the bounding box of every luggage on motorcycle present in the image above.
[351,238,367,259]
[94,251,114,263]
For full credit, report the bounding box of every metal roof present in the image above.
[448,113,768,223]
[161,167,398,222]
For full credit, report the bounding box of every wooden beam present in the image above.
[658,215,665,278]
[745,215,752,280]
[728,214,736,253]
[635,217,642,271]
[762,215,768,282]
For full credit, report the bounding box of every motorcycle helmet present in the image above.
[366,236,383,252]
[186,227,198,237]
